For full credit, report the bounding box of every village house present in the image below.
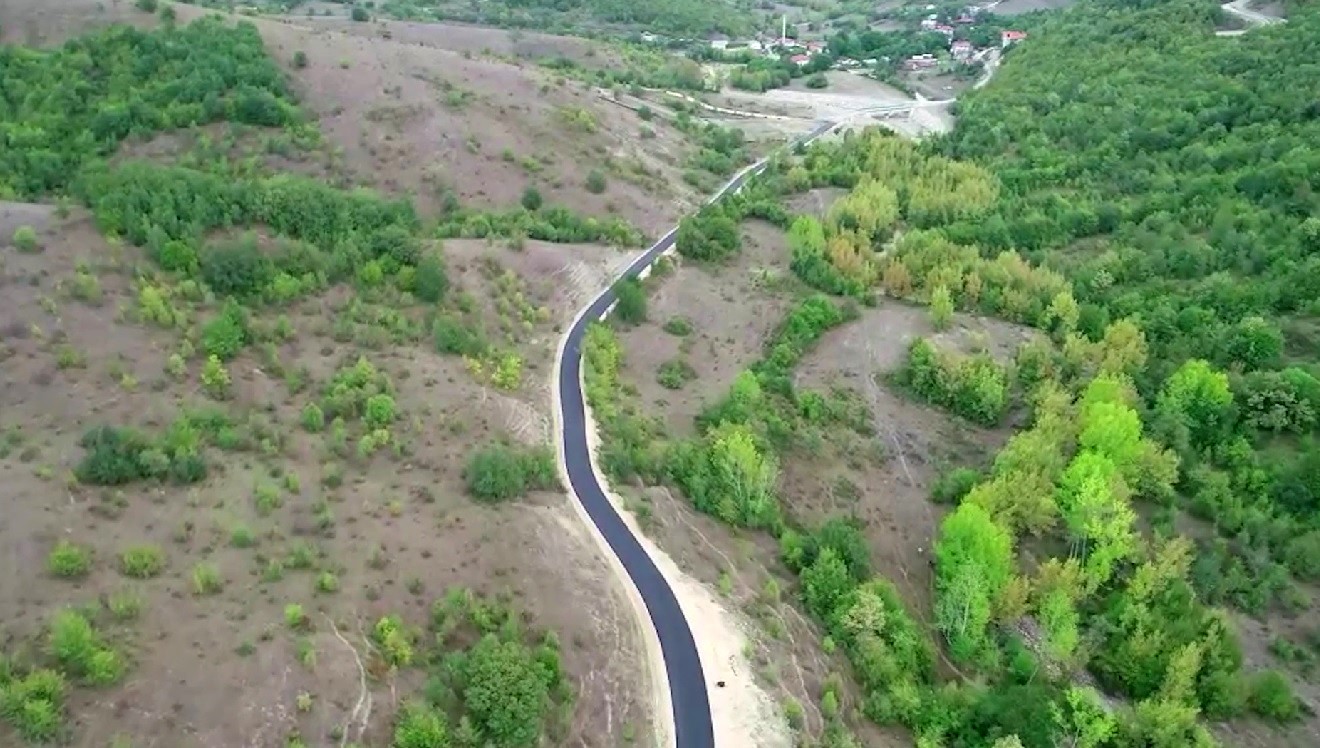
[1001,30,1027,48]
[790,53,812,67]
[905,53,938,71]
[709,33,730,50]
[951,39,974,60]
[806,40,826,53]
[934,24,955,36]
[920,16,939,31]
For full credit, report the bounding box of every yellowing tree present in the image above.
[930,284,955,331]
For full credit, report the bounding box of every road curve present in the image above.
[553,119,835,748]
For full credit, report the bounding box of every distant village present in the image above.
[637,4,1026,77]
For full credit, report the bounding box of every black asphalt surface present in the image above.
[556,120,835,748]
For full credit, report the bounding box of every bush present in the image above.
[201,301,248,360]
[805,73,828,89]
[932,467,981,505]
[12,225,39,253]
[48,610,122,685]
[612,278,647,325]
[585,170,608,194]
[663,316,693,336]
[520,186,543,211]
[414,253,449,303]
[200,239,272,298]
[394,702,449,748]
[191,563,223,595]
[293,50,308,69]
[119,545,166,578]
[301,403,326,432]
[350,5,369,22]
[464,444,558,502]
[1,670,64,741]
[676,205,741,262]
[47,541,92,579]
[657,359,697,390]
[433,314,487,357]
[135,0,157,12]
[1248,670,1300,721]
[75,424,207,486]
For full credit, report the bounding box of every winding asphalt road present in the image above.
[554,119,835,748]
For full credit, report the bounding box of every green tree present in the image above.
[520,186,543,211]
[612,278,647,325]
[1051,686,1116,748]
[935,502,1014,660]
[1156,359,1232,449]
[802,547,852,621]
[461,634,553,747]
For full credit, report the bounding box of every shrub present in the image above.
[657,359,697,390]
[293,50,308,69]
[1,669,66,741]
[75,426,163,486]
[284,603,309,630]
[585,170,607,194]
[12,225,39,253]
[394,702,449,748]
[612,278,647,325]
[119,545,165,578]
[433,314,487,357]
[520,186,543,211]
[414,253,449,303]
[1248,670,1300,721]
[135,0,157,11]
[201,354,232,399]
[464,444,558,502]
[372,615,413,667]
[805,72,828,89]
[301,403,326,432]
[48,610,122,685]
[191,563,223,595]
[364,393,397,429]
[316,571,340,594]
[350,5,369,22]
[676,205,741,262]
[201,301,248,360]
[931,467,981,505]
[663,316,693,336]
[200,239,272,298]
[47,541,92,579]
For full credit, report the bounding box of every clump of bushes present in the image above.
[0,666,67,741]
[901,338,1010,426]
[74,423,207,486]
[47,610,125,686]
[464,444,558,502]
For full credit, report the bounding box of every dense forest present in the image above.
[587,1,1320,747]
[932,0,1320,610]
[376,0,752,36]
